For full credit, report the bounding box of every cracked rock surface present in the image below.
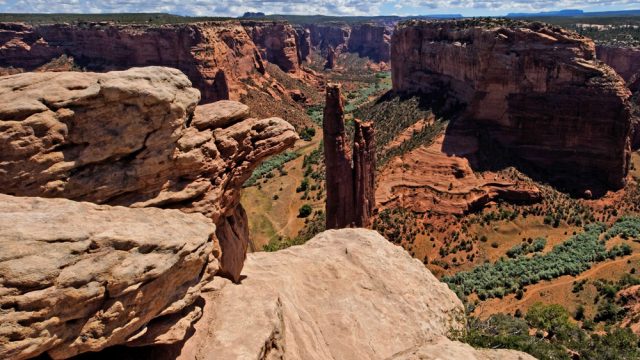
[0,67,298,282]
[176,229,466,360]
[0,194,216,360]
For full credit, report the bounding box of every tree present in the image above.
[298,204,313,218]
[525,303,573,339]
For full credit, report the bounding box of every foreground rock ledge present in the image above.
[0,67,298,282]
[0,194,216,360]
[176,229,534,360]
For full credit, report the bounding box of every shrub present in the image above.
[298,204,313,218]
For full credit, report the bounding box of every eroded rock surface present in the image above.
[0,67,298,282]
[597,45,640,83]
[0,194,216,360]
[323,84,376,229]
[0,21,267,103]
[174,229,532,360]
[392,19,633,192]
[242,21,301,73]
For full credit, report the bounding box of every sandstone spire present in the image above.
[353,120,376,227]
[323,84,376,229]
[324,83,354,229]
[325,46,337,69]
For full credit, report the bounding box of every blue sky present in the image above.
[0,0,638,17]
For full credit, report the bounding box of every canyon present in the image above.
[392,19,633,193]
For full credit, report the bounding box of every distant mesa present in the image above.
[507,9,584,17]
[242,12,267,18]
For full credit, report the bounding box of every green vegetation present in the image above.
[298,204,313,218]
[444,217,640,300]
[244,150,300,187]
[299,127,316,141]
[464,304,640,360]
[506,238,547,258]
[353,95,447,164]
[263,210,325,252]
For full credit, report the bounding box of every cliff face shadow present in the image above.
[441,115,610,198]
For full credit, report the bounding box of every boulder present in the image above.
[174,229,533,360]
[0,67,298,283]
[0,194,216,359]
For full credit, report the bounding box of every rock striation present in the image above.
[171,229,533,360]
[323,84,354,228]
[348,23,391,62]
[305,22,392,63]
[0,67,298,283]
[293,25,312,63]
[597,45,640,84]
[392,19,633,192]
[323,84,376,229]
[0,21,268,103]
[242,20,301,73]
[0,194,216,359]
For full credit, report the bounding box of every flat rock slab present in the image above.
[178,229,467,360]
[0,194,215,359]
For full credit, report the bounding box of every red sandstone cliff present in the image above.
[294,25,312,63]
[392,19,633,192]
[242,20,301,73]
[597,45,640,83]
[0,21,268,103]
[348,23,391,62]
[323,84,375,229]
[305,22,391,63]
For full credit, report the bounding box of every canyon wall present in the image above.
[304,22,391,62]
[0,67,298,283]
[241,20,301,73]
[348,23,391,62]
[0,21,267,103]
[597,45,640,83]
[392,19,633,192]
[323,84,375,229]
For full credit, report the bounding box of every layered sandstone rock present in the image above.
[0,21,267,103]
[323,84,354,228]
[348,23,391,62]
[392,19,633,192]
[324,45,337,69]
[0,67,298,282]
[242,20,301,73]
[0,194,216,359]
[171,229,532,360]
[323,84,376,229]
[308,23,351,50]
[377,132,541,215]
[597,45,640,83]
[305,22,391,63]
[353,120,376,227]
[294,25,312,63]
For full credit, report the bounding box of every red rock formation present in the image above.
[294,25,312,63]
[347,23,391,62]
[308,23,351,50]
[597,45,640,83]
[242,20,301,73]
[0,21,267,103]
[324,84,354,229]
[304,22,392,63]
[392,19,633,192]
[323,84,376,229]
[353,120,376,227]
[325,46,337,70]
[0,67,298,283]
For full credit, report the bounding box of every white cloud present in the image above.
[0,0,637,16]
